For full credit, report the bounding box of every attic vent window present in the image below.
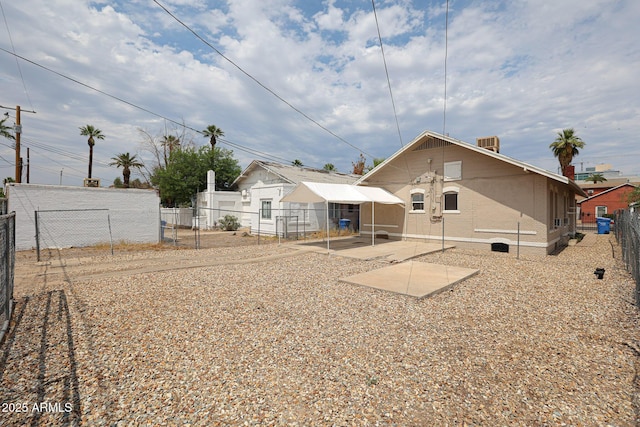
[413,136,451,151]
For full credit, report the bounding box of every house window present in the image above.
[329,202,340,219]
[410,189,425,212]
[596,206,607,217]
[443,186,459,213]
[444,161,462,181]
[261,200,272,219]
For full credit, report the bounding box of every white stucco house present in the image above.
[207,161,359,235]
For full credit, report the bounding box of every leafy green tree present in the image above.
[79,125,105,179]
[151,146,241,206]
[628,187,640,205]
[0,117,15,142]
[112,177,124,188]
[365,157,385,173]
[292,159,303,167]
[203,125,224,149]
[110,152,144,188]
[323,163,336,171]
[549,128,584,177]
[584,173,607,184]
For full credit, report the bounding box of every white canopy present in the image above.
[281,182,404,251]
[281,182,404,205]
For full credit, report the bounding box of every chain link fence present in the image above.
[160,205,360,249]
[35,209,114,261]
[0,212,15,344]
[614,209,640,304]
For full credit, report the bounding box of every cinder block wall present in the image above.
[7,184,160,251]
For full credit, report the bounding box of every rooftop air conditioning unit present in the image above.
[476,136,500,153]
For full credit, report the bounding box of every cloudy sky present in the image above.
[1,0,638,187]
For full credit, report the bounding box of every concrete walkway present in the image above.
[294,237,477,298]
[295,237,454,262]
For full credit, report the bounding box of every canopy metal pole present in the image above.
[326,200,330,253]
[371,202,375,246]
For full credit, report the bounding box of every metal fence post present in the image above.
[35,210,40,262]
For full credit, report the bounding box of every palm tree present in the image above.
[549,128,585,177]
[109,152,144,188]
[1,117,15,141]
[202,125,224,149]
[79,125,105,178]
[323,163,336,171]
[584,173,607,184]
[160,134,180,165]
[292,159,303,167]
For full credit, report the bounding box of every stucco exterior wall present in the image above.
[8,184,160,251]
[361,142,576,255]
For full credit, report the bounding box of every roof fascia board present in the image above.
[578,182,637,203]
[357,130,587,197]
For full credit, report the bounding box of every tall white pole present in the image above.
[371,202,375,246]
[326,200,330,253]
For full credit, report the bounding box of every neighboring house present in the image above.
[577,183,638,223]
[355,130,587,256]
[221,161,359,235]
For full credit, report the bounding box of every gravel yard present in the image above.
[1,232,639,425]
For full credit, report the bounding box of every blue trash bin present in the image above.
[596,217,611,234]
[339,218,351,230]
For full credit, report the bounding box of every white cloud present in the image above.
[0,0,638,187]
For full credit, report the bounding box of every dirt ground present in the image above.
[17,227,276,262]
[13,228,288,298]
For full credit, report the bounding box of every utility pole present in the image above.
[0,105,35,183]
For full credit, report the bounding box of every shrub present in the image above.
[218,215,240,231]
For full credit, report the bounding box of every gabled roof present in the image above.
[577,182,638,204]
[356,130,587,197]
[232,160,359,188]
[578,178,640,190]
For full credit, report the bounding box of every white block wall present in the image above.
[7,184,160,251]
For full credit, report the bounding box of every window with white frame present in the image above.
[261,200,272,219]
[410,189,425,212]
[443,186,459,212]
[329,202,340,219]
[596,205,607,217]
[444,161,462,181]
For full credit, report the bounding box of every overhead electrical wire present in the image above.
[151,0,376,160]
[443,0,449,135]
[370,0,412,181]
[0,46,354,172]
[0,0,34,111]
[371,0,404,149]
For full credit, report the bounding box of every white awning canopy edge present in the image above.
[281,182,405,205]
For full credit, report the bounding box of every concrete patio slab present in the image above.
[294,237,454,262]
[340,261,479,299]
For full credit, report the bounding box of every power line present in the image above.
[442,0,449,136]
[371,0,403,149]
[0,0,34,111]
[0,47,348,171]
[151,0,375,160]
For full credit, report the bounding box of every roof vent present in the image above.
[476,136,500,153]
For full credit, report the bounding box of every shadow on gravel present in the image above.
[0,290,81,426]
